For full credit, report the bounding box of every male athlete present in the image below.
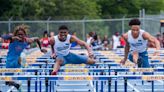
[120,18,160,68]
[50,25,95,75]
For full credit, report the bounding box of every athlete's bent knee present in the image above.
[87,58,95,64]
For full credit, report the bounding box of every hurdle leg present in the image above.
[141,80,144,86]
[35,72,38,92]
[108,65,111,92]
[96,81,98,92]
[115,72,117,92]
[124,78,127,92]
[152,71,154,92]
[101,81,104,92]
[152,81,154,92]
[45,78,48,92]
[51,81,54,92]
[39,66,42,92]
[39,80,42,92]
[54,81,56,92]
[50,81,52,92]
[28,78,31,92]
[100,70,104,92]
[108,78,111,92]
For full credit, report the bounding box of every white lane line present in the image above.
[7,86,15,92]
[157,80,164,84]
[90,80,96,92]
[127,82,140,92]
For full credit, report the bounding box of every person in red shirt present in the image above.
[120,36,126,47]
[1,33,12,49]
[40,31,49,47]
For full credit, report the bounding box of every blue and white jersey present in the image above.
[7,40,28,58]
[128,29,148,53]
[6,40,28,68]
[54,34,71,56]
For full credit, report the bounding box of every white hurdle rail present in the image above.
[0,75,164,92]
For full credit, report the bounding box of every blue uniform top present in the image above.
[6,40,28,68]
[71,42,78,47]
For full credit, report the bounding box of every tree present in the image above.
[1,0,101,20]
[97,0,164,18]
[51,0,101,19]
[140,0,164,14]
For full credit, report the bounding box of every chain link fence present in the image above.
[0,17,164,40]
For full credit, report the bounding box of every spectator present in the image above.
[162,32,164,48]
[86,32,94,47]
[112,32,120,50]
[0,35,2,49]
[91,33,102,50]
[1,33,12,49]
[91,33,98,47]
[102,35,109,50]
[119,35,126,48]
[71,32,80,48]
[40,31,49,47]
[50,31,55,38]
[156,33,162,47]
[97,35,102,45]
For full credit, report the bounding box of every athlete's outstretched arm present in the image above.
[143,32,160,55]
[49,37,56,58]
[143,32,160,50]
[27,37,47,53]
[120,33,130,65]
[71,35,93,57]
[2,35,23,42]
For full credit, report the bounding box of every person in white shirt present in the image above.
[86,32,94,47]
[120,18,160,68]
[112,32,120,50]
[50,25,95,75]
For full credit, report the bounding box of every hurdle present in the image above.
[1,49,164,92]
[0,75,164,92]
[1,62,164,68]
[0,68,164,73]
[0,67,163,92]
